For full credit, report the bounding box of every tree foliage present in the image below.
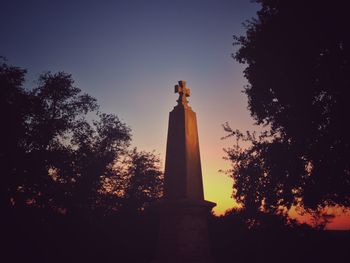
[223,126,305,214]
[0,59,29,208]
[0,58,163,218]
[0,58,164,262]
[228,0,350,213]
[120,148,163,212]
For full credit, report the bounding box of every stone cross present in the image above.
[175,80,190,106]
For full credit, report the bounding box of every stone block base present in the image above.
[152,199,216,263]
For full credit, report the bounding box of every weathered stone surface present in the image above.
[153,81,216,263]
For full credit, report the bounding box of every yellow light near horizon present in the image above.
[202,165,238,215]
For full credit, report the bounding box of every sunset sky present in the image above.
[2,0,349,229]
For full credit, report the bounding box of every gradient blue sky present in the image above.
[1,0,260,214]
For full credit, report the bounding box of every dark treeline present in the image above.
[1,58,163,262]
[210,210,349,263]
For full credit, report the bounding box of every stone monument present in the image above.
[153,80,216,263]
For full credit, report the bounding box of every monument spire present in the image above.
[153,80,216,263]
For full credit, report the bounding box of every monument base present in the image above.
[152,199,216,263]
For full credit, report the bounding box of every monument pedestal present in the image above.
[153,199,216,263]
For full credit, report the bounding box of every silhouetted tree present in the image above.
[0,60,163,218]
[229,0,350,213]
[1,59,164,263]
[223,126,304,215]
[66,113,131,216]
[0,58,28,210]
[120,148,163,213]
[9,71,99,212]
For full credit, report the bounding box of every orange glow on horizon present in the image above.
[202,159,350,230]
[288,206,350,230]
